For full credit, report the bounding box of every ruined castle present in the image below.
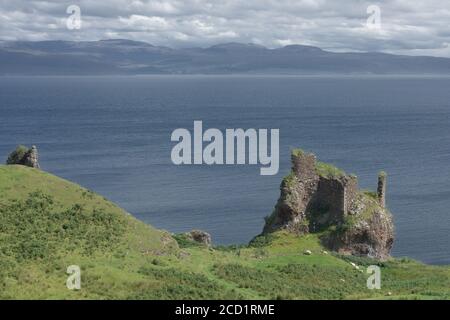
[263,149,393,260]
[6,145,40,169]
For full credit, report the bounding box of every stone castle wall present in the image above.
[24,146,40,169]
[343,175,358,213]
[313,177,346,225]
[263,149,394,259]
[265,150,359,233]
[292,151,317,182]
[292,151,357,220]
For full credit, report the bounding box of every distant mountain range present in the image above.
[2,39,450,75]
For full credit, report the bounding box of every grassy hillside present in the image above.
[0,165,449,299]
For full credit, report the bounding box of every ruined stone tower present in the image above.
[261,149,394,260]
[6,145,40,168]
[24,145,40,168]
[377,171,387,208]
[263,149,359,234]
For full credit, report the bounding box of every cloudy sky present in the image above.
[1,0,450,57]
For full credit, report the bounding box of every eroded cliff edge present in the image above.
[262,149,394,260]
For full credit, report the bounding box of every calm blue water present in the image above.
[0,75,449,265]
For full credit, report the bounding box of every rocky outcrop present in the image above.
[185,230,212,247]
[6,145,40,168]
[322,205,394,259]
[24,146,40,168]
[263,149,394,260]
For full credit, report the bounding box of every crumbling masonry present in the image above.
[262,149,394,260]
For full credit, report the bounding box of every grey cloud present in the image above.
[0,0,449,57]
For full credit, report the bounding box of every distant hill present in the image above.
[2,39,450,75]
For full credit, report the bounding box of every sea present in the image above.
[0,75,449,265]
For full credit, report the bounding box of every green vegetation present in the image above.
[249,234,275,248]
[363,190,378,200]
[290,148,345,180]
[315,161,346,179]
[263,210,277,227]
[0,165,449,300]
[326,192,381,238]
[173,233,205,249]
[282,171,298,188]
[6,145,29,165]
[291,148,305,157]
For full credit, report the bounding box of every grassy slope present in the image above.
[0,165,448,300]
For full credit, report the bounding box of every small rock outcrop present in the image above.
[6,145,40,168]
[185,230,212,247]
[262,149,394,260]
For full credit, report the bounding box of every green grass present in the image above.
[363,190,378,200]
[291,148,305,157]
[282,171,298,189]
[0,165,449,300]
[173,233,206,248]
[315,161,346,178]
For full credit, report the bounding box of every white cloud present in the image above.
[119,15,169,31]
[0,0,449,57]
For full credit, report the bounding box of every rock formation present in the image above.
[263,149,394,260]
[24,146,40,168]
[6,145,40,168]
[185,230,212,247]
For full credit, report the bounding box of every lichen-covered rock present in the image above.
[262,149,394,260]
[322,195,394,260]
[24,145,40,168]
[6,145,40,168]
[185,230,212,246]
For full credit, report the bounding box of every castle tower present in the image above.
[377,171,387,208]
[30,145,40,168]
[24,145,40,168]
[291,149,317,181]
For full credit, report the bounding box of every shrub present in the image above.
[6,145,29,165]
[172,233,203,248]
[315,161,346,178]
[0,191,127,261]
[291,148,304,157]
[282,171,297,188]
[249,233,275,247]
